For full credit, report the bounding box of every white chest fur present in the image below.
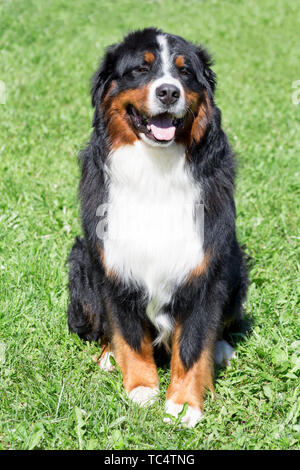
[103,141,204,343]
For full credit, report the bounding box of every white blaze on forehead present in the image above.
[147,34,185,118]
[158,34,172,75]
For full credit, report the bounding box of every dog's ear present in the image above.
[91,44,117,107]
[195,46,216,96]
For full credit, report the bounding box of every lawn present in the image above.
[0,0,299,450]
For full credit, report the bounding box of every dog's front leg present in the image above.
[111,327,159,406]
[165,310,218,427]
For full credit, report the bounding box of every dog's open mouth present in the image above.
[127,106,184,143]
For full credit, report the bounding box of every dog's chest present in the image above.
[104,142,204,320]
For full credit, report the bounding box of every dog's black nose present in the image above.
[156,83,180,106]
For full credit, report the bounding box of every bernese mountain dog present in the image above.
[67,28,248,427]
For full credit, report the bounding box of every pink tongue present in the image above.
[148,115,176,141]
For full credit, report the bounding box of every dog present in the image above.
[67,28,248,427]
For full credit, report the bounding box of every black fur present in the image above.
[67,28,248,372]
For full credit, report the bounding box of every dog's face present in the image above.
[92,28,215,149]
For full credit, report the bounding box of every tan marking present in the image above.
[112,328,159,393]
[185,90,201,112]
[175,55,185,68]
[167,325,214,411]
[186,252,211,283]
[144,51,155,65]
[103,84,152,150]
[99,340,110,360]
[102,80,117,107]
[96,243,118,281]
[175,90,212,148]
[191,90,212,144]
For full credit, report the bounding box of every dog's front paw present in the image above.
[164,400,203,428]
[128,386,159,406]
[93,351,115,372]
[214,340,236,367]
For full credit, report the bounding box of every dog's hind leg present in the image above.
[67,237,106,343]
[215,245,249,367]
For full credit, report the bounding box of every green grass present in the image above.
[0,0,299,450]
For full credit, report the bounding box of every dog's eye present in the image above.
[135,65,150,74]
[123,65,150,79]
[179,67,191,76]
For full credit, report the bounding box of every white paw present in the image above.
[214,340,236,367]
[98,351,115,372]
[128,386,159,406]
[164,400,203,428]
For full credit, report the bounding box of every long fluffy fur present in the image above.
[67,28,248,377]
